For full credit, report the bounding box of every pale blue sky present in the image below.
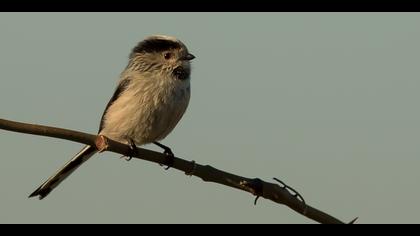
[1,13,420,223]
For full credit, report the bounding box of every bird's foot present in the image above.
[161,147,174,170]
[120,139,137,161]
[153,142,175,170]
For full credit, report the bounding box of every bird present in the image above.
[29,35,195,199]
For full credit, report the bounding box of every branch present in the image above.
[0,118,355,224]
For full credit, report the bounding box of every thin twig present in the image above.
[0,118,353,224]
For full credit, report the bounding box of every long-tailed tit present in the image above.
[29,35,195,199]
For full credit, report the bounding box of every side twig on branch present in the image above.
[0,118,356,224]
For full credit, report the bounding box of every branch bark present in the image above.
[0,118,354,224]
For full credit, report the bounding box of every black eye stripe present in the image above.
[132,39,181,54]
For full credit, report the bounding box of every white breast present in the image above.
[99,73,191,145]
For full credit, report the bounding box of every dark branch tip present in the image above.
[348,217,359,224]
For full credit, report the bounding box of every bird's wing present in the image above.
[98,78,131,133]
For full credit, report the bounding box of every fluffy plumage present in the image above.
[29,35,194,199]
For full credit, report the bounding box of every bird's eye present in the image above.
[164,52,172,60]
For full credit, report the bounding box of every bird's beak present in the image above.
[181,53,196,61]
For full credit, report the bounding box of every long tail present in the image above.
[29,145,98,200]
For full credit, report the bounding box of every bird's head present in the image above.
[129,35,195,81]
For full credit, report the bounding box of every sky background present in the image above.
[1,13,420,224]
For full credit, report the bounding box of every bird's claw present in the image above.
[160,148,175,170]
[120,139,137,161]
[124,156,132,161]
[153,142,175,170]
